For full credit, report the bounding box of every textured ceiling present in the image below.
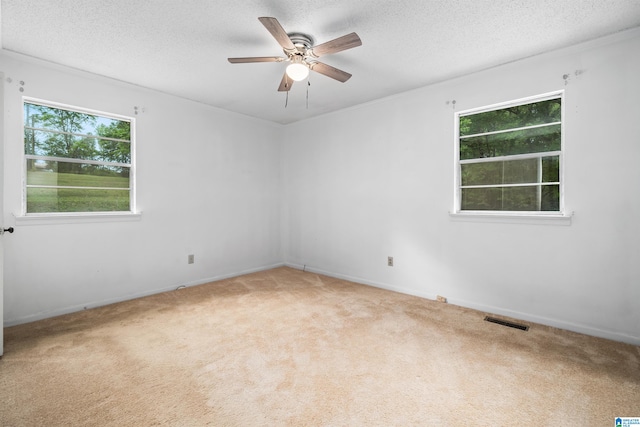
[2,0,640,124]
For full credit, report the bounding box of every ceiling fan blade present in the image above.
[278,72,294,92]
[258,17,295,51]
[309,32,362,58]
[309,62,352,83]
[228,56,285,64]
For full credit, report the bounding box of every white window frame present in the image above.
[452,91,568,220]
[22,97,137,218]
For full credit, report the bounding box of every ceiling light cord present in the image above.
[285,83,289,108]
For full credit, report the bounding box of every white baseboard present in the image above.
[285,262,438,300]
[284,263,640,346]
[8,262,638,346]
[449,298,640,346]
[4,262,286,328]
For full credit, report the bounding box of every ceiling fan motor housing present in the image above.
[285,33,316,64]
[287,33,314,50]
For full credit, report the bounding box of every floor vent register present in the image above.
[484,316,530,331]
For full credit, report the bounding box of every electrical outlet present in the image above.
[188,254,194,264]
[387,256,394,267]
[436,295,447,303]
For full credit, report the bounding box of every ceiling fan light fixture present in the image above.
[227,17,361,92]
[286,62,309,81]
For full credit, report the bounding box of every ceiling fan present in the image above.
[228,17,362,92]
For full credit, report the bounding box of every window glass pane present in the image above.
[461,187,504,210]
[461,162,502,186]
[500,186,540,211]
[541,185,560,211]
[459,124,560,160]
[461,185,559,211]
[26,188,130,213]
[24,129,131,163]
[459,98,561,136]
[23,100,134,215]
[462,158,539,186]
[457,95,562,213]
[542,156,559,183]
[27,160,130,188]
[503,158,539,184]
[24,103,130,142]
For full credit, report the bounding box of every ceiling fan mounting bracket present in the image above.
[283,33,314,61]
[287,33,314,50]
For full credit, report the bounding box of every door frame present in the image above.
[1,71,5,356]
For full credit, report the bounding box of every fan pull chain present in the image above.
[285,84,289,108]
[306,79,311,109]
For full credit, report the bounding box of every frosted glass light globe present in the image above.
[286,63,309,81]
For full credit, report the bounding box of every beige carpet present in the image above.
[1,267,638,426]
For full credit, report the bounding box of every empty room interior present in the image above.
[1,0,639,425]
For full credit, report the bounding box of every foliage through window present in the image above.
[23,99,134,214]
[456,94,562,213]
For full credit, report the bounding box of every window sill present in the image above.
[14,211,143,226]
[448,211,573,226]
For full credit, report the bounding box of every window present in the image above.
[455,93,562,214]
[23,99,135,214]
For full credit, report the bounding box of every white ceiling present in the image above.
[2,0,640,124]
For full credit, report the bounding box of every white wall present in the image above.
[3,29,639,346]
[282,29,640,345]
[1,54,283,325]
